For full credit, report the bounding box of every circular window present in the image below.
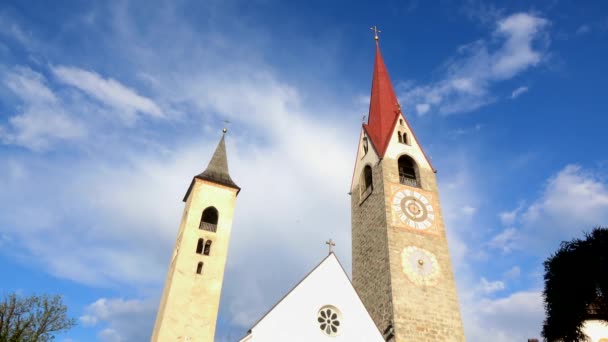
[317,305,342,336]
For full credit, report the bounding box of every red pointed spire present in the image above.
[364,41,401,157]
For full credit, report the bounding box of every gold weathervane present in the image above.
[370,26,381,41]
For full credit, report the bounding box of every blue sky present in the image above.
[1,0,608,341]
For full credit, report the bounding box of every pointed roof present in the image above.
[239,253,385,341]
[196,134,239,189]
[183,132,240,201]
[364,41,401,158]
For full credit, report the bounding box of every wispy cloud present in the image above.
[476,277,506,294]
[462,205,477,216]
[574,18,608,36]
[52,66,164,124]
[1,67,86,150]
[0,5,356,340]
[576,24,592,35]
[498,203,523,225]
[400,12,549,115]
[503,266,521,279]
[463,290,544,342]
[522,165,608,238]
[511,86,529,99]
[490,164,608,257]
[80,297,157,342]
[488,227,521,253]
[0,12,33,48]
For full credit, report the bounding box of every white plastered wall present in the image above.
[242,254,384,342]
[351,114,433,193]
[384,114,432,171]
[350,129,380,193]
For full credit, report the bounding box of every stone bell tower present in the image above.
[152,130,240,342]
[350,34,465,341]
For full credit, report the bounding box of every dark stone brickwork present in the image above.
[351,162,395,337]
[352,156,465,342]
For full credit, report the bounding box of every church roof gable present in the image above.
[240,253,384,341]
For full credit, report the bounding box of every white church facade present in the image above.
[238,253,385,341]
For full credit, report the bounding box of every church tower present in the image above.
[152,130,240,342]
[350,36,465,341]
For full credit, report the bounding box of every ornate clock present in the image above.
[401,246,441,286]
[391,188,435,232]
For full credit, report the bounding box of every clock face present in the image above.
[401,246,441,286]
[391,188,435,231]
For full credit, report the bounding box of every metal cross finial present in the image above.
[325,239,336,254]
[370,26,381,41]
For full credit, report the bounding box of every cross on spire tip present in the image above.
[325,239,336,254]
[370,26,381,41]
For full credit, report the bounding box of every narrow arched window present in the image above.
[200,207,219,232]
[364,166,373,190]
[204,240,212,256]
[400,119,404,126]
[398,132,403,143]
[196,262,203,275]
[196,238,204,254]
[398,155,419,187]
[360,165,373,199]
[362,136,369,154]
[402,132,408,145]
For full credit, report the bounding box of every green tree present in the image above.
[542,227,608,341]
[0,293,76,342]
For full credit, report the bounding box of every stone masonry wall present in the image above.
[351,161,394,338]
[382,156,465,342]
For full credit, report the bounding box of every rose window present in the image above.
[317,305,341,336]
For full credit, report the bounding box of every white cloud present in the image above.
[415,103,430,115]
[1,67,86,150]
[52,65,164,123]
[0,13,33,48]
[0,23,355,339]
[504,266,521,279]
[498,204,523,225]
[98,328,123,342]
[80,298,156,342]
[477,277,505,294]
[499,210,517,225]
[400,12,549,115]
[461,205,477,217]
[492,13,548,79]
[511,86,529,99]
[79,314,98,327]
[463,290,544,342]
[488,227,521,253]
[521,164,608,241]
[5,66,57,103]
[576,24,592,35]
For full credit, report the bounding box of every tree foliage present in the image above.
[542,227,608,341]
[0,293,75,342]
